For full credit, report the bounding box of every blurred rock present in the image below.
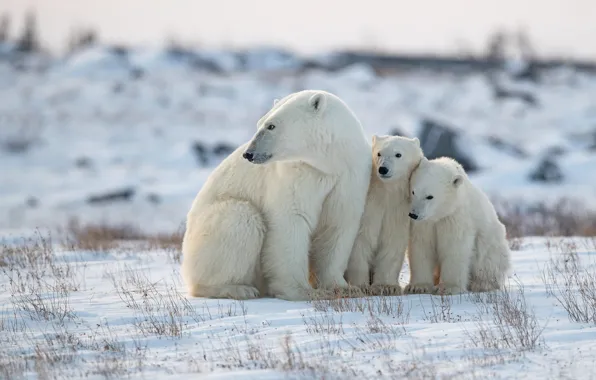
[87,188,135,204]
[418,118,478,173]
[486,135,528,158]
[212,142,235,157]
[492,85,538,107]
[147,193,161,204]
[589,130,596,151]
[75,156,93,169]
[191,141,209,166]
[26,196,38,208]
[529,158,563,183]
[544,146,566,157]
[388,127,407,137]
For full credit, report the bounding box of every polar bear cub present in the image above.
[181,90,371,301]
[345,135,423,295]
[404,157,511,295]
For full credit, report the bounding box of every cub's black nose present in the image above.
[378,166,388,175]
[408,213,418,220]
[243,152,254,162]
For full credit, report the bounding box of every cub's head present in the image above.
[408,157,466,222]
[242,90,361,167]
[372,135,422,182]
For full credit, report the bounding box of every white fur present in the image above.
[181,90,371,301]
[404,157,511,295]
[345,135,423,294]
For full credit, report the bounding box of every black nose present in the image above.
[243,152,254,162]
[408,213,418,220]
[378,166,388,175]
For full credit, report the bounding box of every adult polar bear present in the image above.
[181,90,372,301]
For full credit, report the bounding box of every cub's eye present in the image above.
[267,124,276,130]
[426,195,434,200]
[377,152,381,157]
[412,191,415,195]
[395,153,402,158]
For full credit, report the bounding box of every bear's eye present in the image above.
[412,191,415,195]
[395,153,402,158]
[377,152,381,157]
[426,195,434,200]
[267,124,276,130]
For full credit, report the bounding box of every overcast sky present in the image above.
[1,0,595,59]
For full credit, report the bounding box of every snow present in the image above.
[0,46,595,232]
[1,235,596,379]
[0,47,595,377]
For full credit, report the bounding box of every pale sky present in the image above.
[1,0,595,59]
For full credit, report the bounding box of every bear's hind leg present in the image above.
[469,232,511,292]
[181,200,265,300]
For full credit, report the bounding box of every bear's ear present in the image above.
[452,175,463,188]
[273,98,280,106]
[308,92,327,113]
[372,135,378,144]
[411,137,420,147]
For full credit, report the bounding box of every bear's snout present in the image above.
[243,152,254,162]
[378,166,389,175]
[408,213,418,220]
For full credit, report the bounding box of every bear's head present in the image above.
[408,157,466,222]
[372,135,422,183]
[242,90,365,171]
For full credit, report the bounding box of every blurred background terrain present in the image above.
[0,0,595,235]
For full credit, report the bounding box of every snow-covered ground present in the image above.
[1,46,596,379]
[1,46,596,233]
[2,233,596,379]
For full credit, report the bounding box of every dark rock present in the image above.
[112,82,124,94]
[147,193,161,204]
[75,156,93,169]
[191,141,209,166]
[492,85,538,107]
[26,196,38,208]
[589,130,596,151]
[130,67,144,80]
[545,146,566,157]
[87,188,135,204]
[212,142,235,157]
[388,127,407,137]
[109,45,129,57]
[509,61,541,83]
[418,118,478,172]
[529,158,563,183]
[486,135,528,158]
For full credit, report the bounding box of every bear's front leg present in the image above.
[345,235,372,288]
[262,212,320,301]
[404,222,436,294]
[371,234,408,296]
[434,217,475,295]
[311,185,367,296]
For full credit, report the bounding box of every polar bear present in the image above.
[181,90,372,301]
[404,157,511,295]
[345,135,423,295]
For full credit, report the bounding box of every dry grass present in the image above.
[3,213,596,378]
[495,198,596,239]
[543,238,596,324]
[465,277,547,353]
[106,265,203,339]
[310,291,411,322]
[61,218,184,260]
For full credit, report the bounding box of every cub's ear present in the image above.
[453,175,463,188]
[308,92,327,112]
[411,137,420,147]
[372,135,378,144]
[273,98,280,106]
